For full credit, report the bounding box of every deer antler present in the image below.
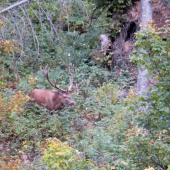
[63,62,76,92]
[40,64,67,92]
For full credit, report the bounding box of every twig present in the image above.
[23,84,30,93]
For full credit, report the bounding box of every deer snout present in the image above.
[69,101,74,107]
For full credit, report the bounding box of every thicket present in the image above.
[0,0,170,170]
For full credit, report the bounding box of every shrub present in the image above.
[41,138,96,170]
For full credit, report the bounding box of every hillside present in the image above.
[0,0,170,169]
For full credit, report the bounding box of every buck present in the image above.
[28,63,76,110]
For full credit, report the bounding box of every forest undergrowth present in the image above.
[0,0,170,169]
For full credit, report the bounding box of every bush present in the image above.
[41,138,96,170]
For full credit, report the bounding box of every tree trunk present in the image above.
[137,0,152,95]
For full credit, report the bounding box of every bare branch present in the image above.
[79,0,90,25]
[8,10,24,50]
[0,0,30,14]
[20,4,40,60]
[35,0,61,44]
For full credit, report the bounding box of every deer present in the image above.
[28,63,76,111]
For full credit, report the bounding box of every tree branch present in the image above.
[0,0,30,14]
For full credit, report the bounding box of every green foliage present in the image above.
[87,0,132,12]
[0,67,7,90]
[41,138,95,170]
[87,0,133,36]
[131,24,170,130]
[127,23,170,169]
[125,127,170,169]
[96,82,119,105]
[42,138,76,170]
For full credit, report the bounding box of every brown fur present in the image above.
[28,89,74,111]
